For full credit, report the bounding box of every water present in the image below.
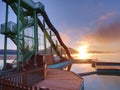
[0,53,120,90]
[71,53,120,90]
[0,55,15,69]
[72,53,120,62]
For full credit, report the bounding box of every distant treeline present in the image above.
[0,49,17,55]
[0,47,78,55]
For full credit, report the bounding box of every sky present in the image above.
[1,0,120,52]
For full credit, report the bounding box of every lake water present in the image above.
[0,53,120,90]
[0,55,16,69]
[71,53,120,90]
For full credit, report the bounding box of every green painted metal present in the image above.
[4,1,35,66]
[43,20,47,54]
[50,31,52,54]
[23,51,34,63]
[56,40,58,50]
[60,48,63,56]
[2,0,62,59]
[34,10,39,53]
[1,0,72,69]
[38,19,61,56]
[3,4,8,69]
[22,30,25,50]
[17,0,21,69]
[7,1,27,25]
[34,9,38,65]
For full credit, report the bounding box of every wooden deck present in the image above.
[35,69,84,90]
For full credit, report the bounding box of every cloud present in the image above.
[96,12,116,25]
[62,27,92,48]
[87,21,120,43]
[79,19,120,51]
[58,20,120,51]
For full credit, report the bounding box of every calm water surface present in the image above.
[71,53,120,90]
[0,53,120,90]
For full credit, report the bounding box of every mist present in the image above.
[83,20,120,44]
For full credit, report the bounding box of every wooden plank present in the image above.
[95,61,120,70]
[96,62,120,66]
[35,69,84,90]
[94,61,120,75]
[73,59,93,64]
[96,65,120,70]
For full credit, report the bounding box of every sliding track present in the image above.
[0,0,73,68]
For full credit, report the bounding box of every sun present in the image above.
[78,45,89,59]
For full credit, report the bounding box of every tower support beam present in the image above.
[34,10,38,66]
[3,3,9,69]
[17,0,21,69]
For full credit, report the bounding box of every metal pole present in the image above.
[39,34,41,51]
[34,10,38,66]
[34,10,38,53]
[17,0,21,69]
[3,4,8,69]
[22,29,25,51]
[50,31,52,54]
[61,48,62,57]
[43,20,46,54]
[56,40,59,56]
[56,40,58,50]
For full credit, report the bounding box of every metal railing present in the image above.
[0,68,44,85]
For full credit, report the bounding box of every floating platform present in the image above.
[35,69,84,90]
[73,59,93,64]
[78,71,97,76]
[93,61,120,75]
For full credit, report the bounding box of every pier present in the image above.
[73,59,120,76]
[0,0,84,90]
[35,69,84,90]
[73,59,93,64]
[1,0,120,89]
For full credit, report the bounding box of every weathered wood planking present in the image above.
[35,69,84,90]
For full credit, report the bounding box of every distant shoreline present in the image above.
[0,54,16,60]
[0,49,17,55]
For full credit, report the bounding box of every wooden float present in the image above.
[92,61,120,75]
[78,71,97,76]
[73,59,93,64]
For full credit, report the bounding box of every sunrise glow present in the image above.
[78,45,89,59]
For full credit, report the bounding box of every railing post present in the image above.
[34,9,38,67]
[61,48,63,57]
[56,40,58,51]
[17,0,21,70]
[49,31,52,54]
[3,3,8,69]
[43,20,47,54]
